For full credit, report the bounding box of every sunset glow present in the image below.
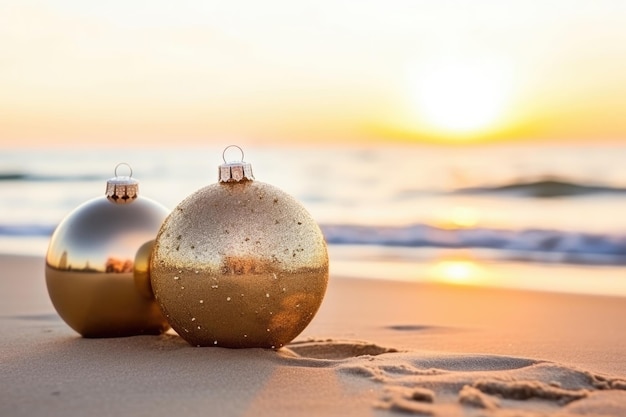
[1,1,626,146]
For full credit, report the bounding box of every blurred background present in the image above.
[1,1,626,295]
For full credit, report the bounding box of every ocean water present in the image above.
[2,143,626,295]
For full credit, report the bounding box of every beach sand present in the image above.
[1,254,625,416]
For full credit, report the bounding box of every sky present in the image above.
[1,0,626,147]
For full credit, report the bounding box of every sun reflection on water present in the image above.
[428,257,490,286]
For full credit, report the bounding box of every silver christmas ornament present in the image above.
[45,163,170,337]
[150,146,329,349]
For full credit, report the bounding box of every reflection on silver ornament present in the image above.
[150,146,329,349]
[45,163,170,337]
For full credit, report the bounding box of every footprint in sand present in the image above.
[284,339,398,360]
[285,338,626,416]
[386,325,437,332]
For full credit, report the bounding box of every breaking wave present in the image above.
[453,178,626,198]
[321,224,626,265]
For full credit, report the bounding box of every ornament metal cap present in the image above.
[106,163,139,204]
[219,145,254,183]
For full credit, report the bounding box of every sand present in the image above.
[1,254,625,416]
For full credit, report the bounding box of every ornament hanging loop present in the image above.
[222,145,245,163]
[114,162,133,178]
[106,162,139,204]
[219,145,254,183]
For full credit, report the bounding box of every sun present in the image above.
[407,59,512,136]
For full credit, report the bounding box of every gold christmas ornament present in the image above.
[45,163,170,337]
[150,146,329,349]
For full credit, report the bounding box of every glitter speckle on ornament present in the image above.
[150,146,329,348]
